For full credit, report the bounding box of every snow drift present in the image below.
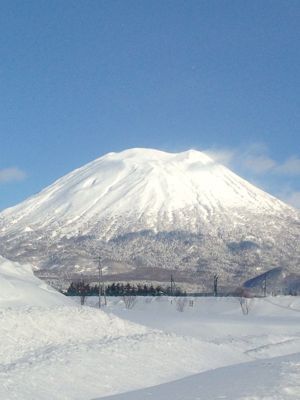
[0,255,70,307]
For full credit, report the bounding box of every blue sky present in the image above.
[1,0,300,210]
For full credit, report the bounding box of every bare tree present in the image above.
[123,295,137,309]
[80,293,86,305]
[78,281,88,305]
[70,275,90,306]
[239,297,250,315]
[235,287,252,315]
[176,297,188,312]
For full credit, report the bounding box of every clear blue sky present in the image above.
[1,0,300,210]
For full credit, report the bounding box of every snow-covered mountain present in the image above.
[0,148,299,287]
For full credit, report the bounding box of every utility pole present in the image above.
[213,274,218,297]
[94,256,107,308]
[103,270,107,306]
[96,257,102,309]
[262,274,267,297]
[170,274,175,296]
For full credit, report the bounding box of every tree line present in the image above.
[65,281,184,297]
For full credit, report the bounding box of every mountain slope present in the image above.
[0,148,299,287]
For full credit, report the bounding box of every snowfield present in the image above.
[1,256,300,399]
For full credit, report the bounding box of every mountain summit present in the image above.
[1,148,299,287]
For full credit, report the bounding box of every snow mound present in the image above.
[0,256,70,307]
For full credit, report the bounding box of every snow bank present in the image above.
[98,352,300,400]
[1,272,300,400]
[0,255,70,307]
[0,304,247,400]
[0,257,249,399]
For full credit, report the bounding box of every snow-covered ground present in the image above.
[96,296,300,400]
[98,352,300,400]
[1,256,300,399]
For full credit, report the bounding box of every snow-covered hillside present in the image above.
[0,148,300,285]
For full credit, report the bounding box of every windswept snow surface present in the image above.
[2,286,300,399]
[0,255,70,307]
[0,306,248,400]
[98,353,300,400]
[0,257,226,399]
[87,296,300,400]
[1,258,300,399]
